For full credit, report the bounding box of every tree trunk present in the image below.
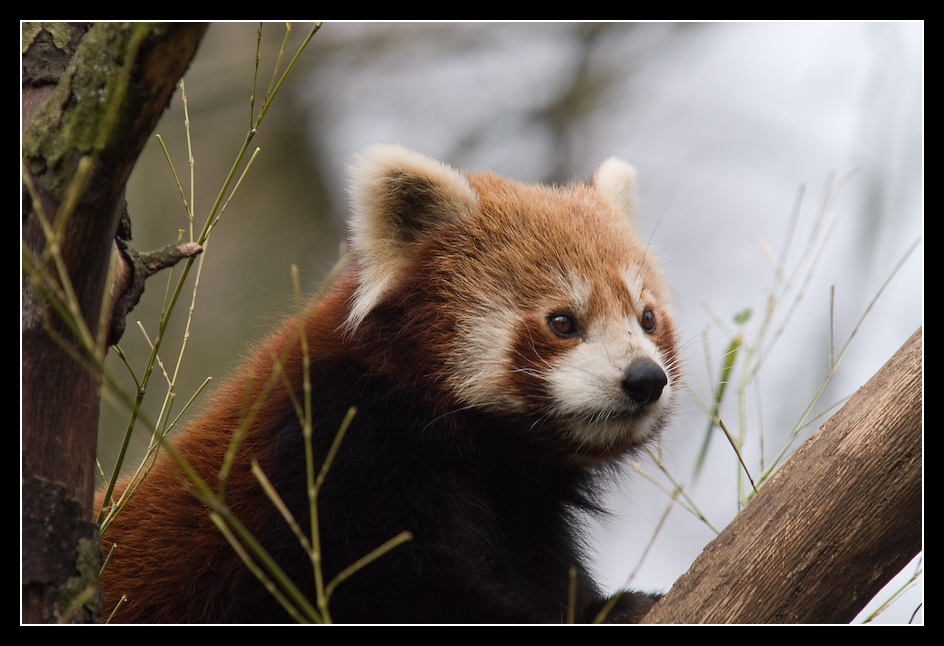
[21,21,208,624]
[642,328,922,623]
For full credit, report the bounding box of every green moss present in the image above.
[57,535,103,622]
[22,22,72,52]
[23,22,153,195]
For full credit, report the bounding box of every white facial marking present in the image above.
[449,309,527,413]
[537,265,674,453]
[546,317,673,450]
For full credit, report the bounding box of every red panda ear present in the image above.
[347,144,479,329]
[592,157,639,222]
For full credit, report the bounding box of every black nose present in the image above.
[621,359,667,405]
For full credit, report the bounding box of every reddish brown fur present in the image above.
[96,273,360,623]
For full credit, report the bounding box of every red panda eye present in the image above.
[640,308,657,334]
[547,314,578,338]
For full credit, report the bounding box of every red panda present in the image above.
[96,144,680,623]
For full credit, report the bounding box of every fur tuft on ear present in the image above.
[592,157,638,221]
[347,145,479,330]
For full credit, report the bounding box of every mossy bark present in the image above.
[21,21,208,624]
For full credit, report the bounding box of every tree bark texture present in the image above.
[643,327,922,624]
[22,21,208,623]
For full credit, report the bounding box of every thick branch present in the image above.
[643,328,922,623]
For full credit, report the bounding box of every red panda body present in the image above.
[97,146,680,623]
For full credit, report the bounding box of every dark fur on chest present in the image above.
[238,364,655,623]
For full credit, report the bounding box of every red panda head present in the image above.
[346,145,679,463]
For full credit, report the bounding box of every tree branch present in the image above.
[642,328,922,623]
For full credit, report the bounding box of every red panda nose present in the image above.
[621,359,668,405]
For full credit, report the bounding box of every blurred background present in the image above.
[97,22,923,623]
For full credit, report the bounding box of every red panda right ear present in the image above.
[346,144,479,330]
[592,157,639,222]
